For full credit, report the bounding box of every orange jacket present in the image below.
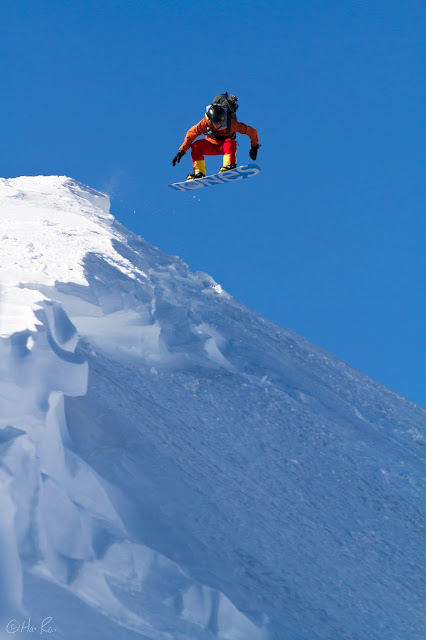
[179,117,259,153]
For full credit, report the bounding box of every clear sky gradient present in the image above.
[1,1,424,406]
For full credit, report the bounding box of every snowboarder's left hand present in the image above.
[249,145,260,161]
[172,150,185,166]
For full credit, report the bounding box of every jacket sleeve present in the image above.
[231,121,259,147]
[179,119,208,152]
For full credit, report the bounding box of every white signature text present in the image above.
[6,617,57,634]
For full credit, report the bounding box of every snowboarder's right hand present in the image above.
[172,150,185,166]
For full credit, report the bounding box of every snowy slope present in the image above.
[0,176,424,640]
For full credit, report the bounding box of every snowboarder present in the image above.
[172,93,260,180]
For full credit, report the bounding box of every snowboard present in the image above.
[169,163,261,192]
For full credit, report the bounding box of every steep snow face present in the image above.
[0,177,265,640]
[0,176,425,640]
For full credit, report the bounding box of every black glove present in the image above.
[172,150,185,166]
[249,144,260,161]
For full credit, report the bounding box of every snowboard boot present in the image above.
[220,163,237,172]
[186,172,205,181]
[187,159,206,180]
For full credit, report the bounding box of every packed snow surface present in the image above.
[0,176,425,640]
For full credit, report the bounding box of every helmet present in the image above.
[206,104,227,128]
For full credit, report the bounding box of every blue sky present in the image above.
[1,1,424,406]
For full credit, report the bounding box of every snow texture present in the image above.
[0,176,425,640]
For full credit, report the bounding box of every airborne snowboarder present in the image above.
[172,92,260,180]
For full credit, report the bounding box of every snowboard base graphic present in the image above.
[169,164,261,192]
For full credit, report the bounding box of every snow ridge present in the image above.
[0,176,425,640]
